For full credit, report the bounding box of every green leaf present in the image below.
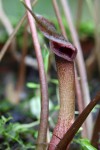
[42,45,50,73]
[0,116,38,149]
[30,96,53,118]
[26,82,40,89]
[75,139,97,150]
[12,121,39,132]
[1,116,12,123]
[50,79,58,85]
[79,22,94,36]
[92,104,100,113]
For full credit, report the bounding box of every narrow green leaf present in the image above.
[50,79,58,85]
[26,83,40,88]
[75,139,97,150]
[42,45,50,73]
[80,139,97,150]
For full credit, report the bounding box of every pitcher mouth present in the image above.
[50,41,77,61]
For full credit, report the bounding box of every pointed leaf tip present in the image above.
[22,2,77,61]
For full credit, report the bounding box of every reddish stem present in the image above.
[16,23,28,100]
[76,0,83,30]
[75,68,87,137]
[91,110,100,149]
[52,0,67,39]
[24,0,49,149]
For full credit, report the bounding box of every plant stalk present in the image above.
[24,0,49,149]
[48,56,75,150]
[91,110,100,148]
[52,0,67,39]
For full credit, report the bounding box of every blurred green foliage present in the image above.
[0,116,38,149]
[74,138,97,150]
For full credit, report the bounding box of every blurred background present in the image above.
[0,0,100,149]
